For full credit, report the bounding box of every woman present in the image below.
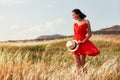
[72,9,100,72]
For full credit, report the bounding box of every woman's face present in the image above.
[72,12,80,20]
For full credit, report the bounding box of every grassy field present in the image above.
[0,34,120,80]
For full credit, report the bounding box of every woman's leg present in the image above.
[73,54,81,71]
[79,54,87,73]
[79,54,86,67]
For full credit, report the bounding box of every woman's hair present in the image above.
[72,9,86,19]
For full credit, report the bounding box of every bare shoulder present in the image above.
[73,21,76,24]
[85,19,91,31]
[85,19,90,24]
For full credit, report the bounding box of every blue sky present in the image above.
[0,0,120,41]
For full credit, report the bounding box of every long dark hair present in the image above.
[72,9,86,19]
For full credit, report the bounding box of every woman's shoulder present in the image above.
[84,19,91,29]
[73,21,77,26]
[73,19,90,26]
[84,19,90,24]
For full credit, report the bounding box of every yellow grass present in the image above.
[0,34,120,80]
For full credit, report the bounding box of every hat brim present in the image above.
[68,40,79,52]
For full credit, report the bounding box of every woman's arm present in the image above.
[78,20,92,44]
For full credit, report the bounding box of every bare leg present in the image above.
[73,54,81,71]
[79,54,86,67]
[79,54,87,73]
[73,54,86,74]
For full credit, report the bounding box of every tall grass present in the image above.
[0,35,120,80]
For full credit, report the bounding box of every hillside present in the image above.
[36,34,66,40]
[98,25,120,31]
[93,25,120,34]
[1,25,120,43]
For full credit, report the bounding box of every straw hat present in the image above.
[66,40,79,52]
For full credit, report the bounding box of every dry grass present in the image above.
[0,34,120,80]
[91,34,120,43]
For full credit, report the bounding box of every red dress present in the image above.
[72,22,100,56]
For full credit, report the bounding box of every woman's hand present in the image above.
[77,40,84,44]
[77,20,92,45]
